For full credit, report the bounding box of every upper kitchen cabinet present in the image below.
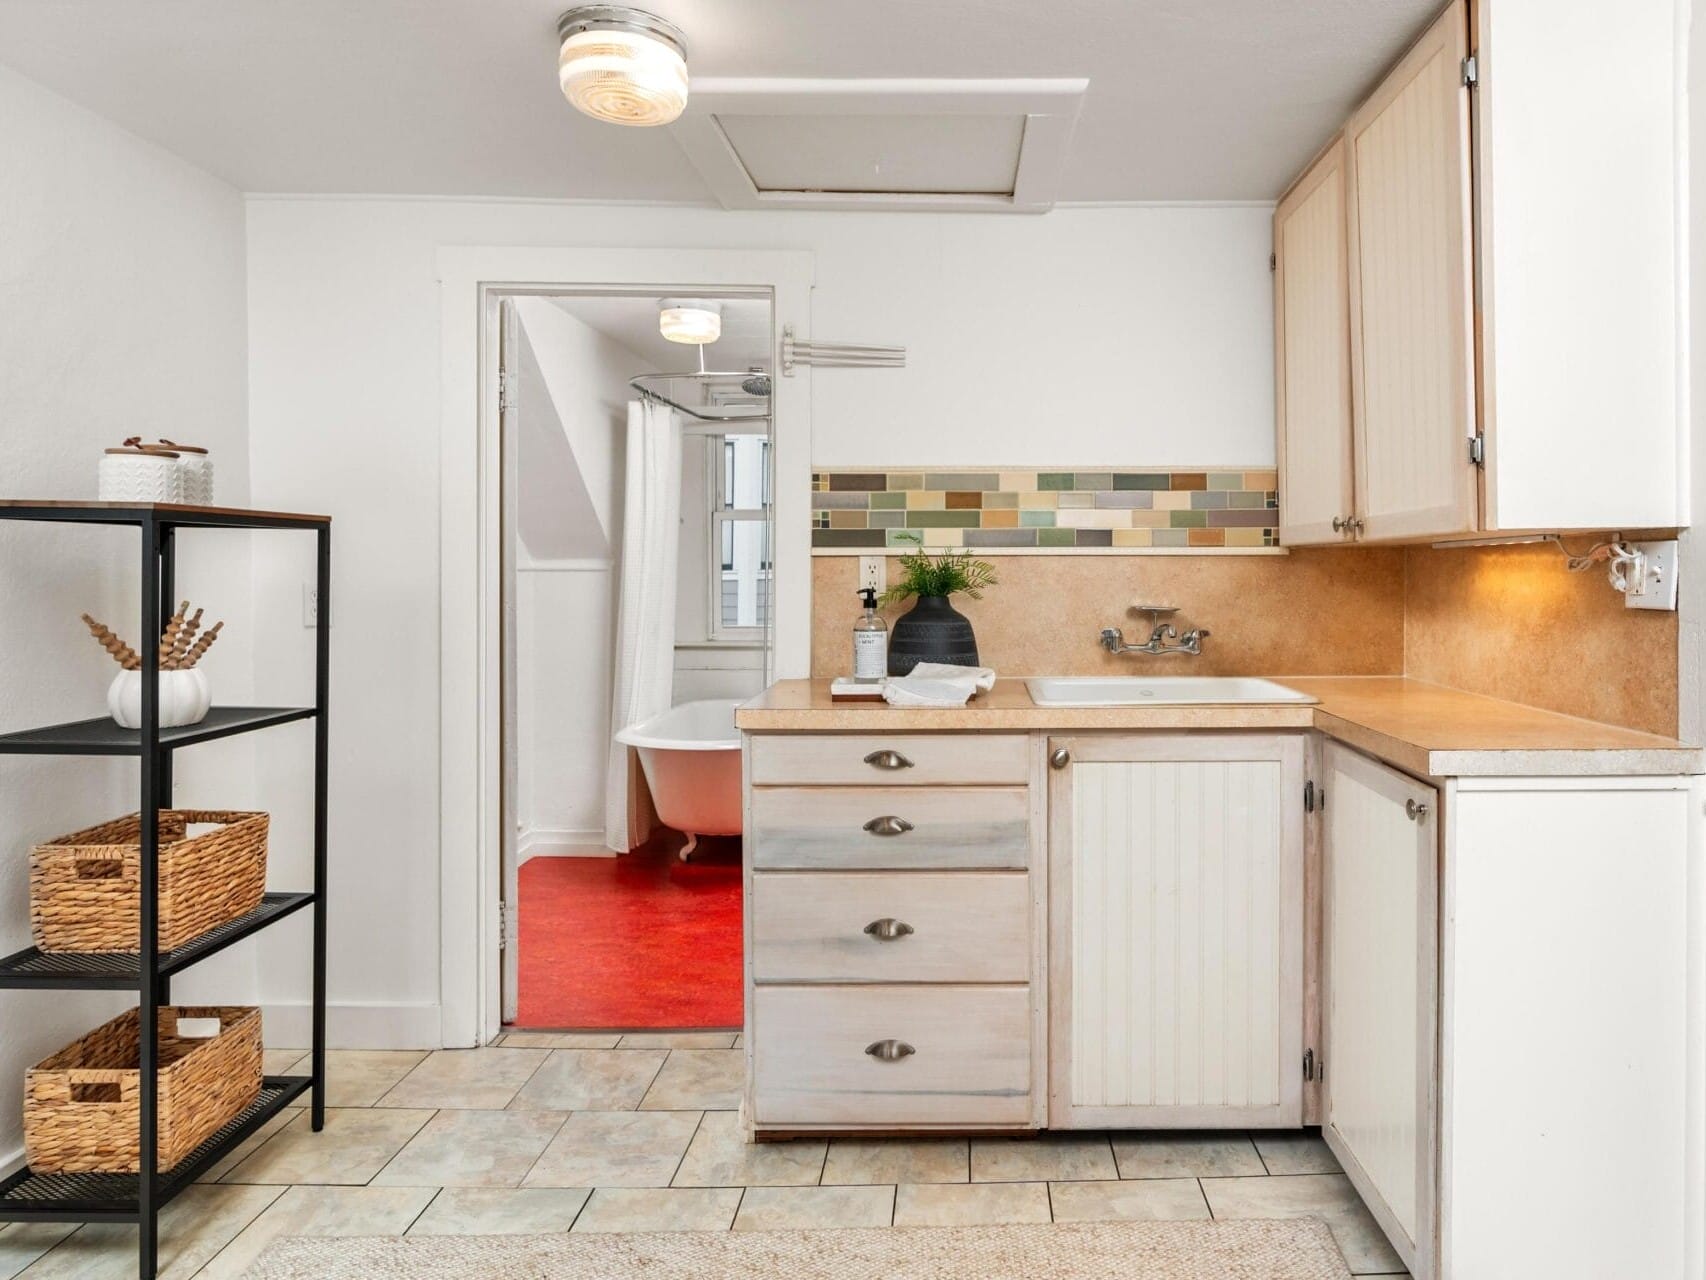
[1346,2,1477,543]
[1274,138,1356,546]
[1274,0,1687,545]
[1472,0,1683,531]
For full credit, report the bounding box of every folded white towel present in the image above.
[881,663,997,708]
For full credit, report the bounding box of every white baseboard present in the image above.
[262,1001,443,1051]
[0,1144,22,1181]
[519,827,612,861]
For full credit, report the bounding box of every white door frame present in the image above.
[436,246,815,1048]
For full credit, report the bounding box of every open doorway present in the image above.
[498,288,774,1033]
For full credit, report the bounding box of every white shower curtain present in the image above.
[605,397,681,851]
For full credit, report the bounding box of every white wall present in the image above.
[511,301,641,855]
[0,66,251,1159]
[242,197,1272,1043]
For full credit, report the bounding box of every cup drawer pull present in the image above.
[862,749,914,771]
[862,816,914,837]
[864,1039,916,1063]
[862,917,915,941]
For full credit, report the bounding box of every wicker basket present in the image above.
[29,810,268,953]
[24,1006,263,1173]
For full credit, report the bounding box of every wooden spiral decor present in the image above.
[82,602,223,671]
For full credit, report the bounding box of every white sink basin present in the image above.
[1025,676,1318,707]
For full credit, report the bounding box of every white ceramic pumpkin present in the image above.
[107,669,211,729]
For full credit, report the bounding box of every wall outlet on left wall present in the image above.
[302,581,325,627]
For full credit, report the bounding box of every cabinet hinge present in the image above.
[1461,53,1478,88]
[1269,251,1277,273]
[497,900,516,952]
[1303,1048,1320,1082]
[498,371,516,414]
[1304,780,1316,813]
[1468,435,1485,466]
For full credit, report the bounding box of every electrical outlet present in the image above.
[1624,540,1679,611]
[302,582,320,628]
[858,555,886,596]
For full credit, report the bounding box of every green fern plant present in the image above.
[879,536,999,606]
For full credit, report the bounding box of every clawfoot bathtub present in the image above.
[615,699,743,861]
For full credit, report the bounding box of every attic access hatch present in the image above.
[670,78,1089,213]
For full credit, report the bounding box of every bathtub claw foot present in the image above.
[680,832,699,862]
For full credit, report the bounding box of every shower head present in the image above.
[740,369,772,397]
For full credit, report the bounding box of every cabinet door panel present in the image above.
[1275,137,1355,546]
[1346,0,1477,542]
[1322,741,1437,1278]
[1049,734,1305,1129]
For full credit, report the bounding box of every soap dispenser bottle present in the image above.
[853,587,888,682]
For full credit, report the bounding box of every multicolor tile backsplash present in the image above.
[810,469,1280,551]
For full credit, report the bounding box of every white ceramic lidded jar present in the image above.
[98,445,183,504]
[159,439,213,504]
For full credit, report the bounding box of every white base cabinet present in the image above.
[1440,774,1696,1279]
[743,726,1703,1278]
[1320,745,1701,1280]
[1047,733,1306,1129]
[1321,742,1438,1278]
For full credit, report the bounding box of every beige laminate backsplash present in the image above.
[1403,543,1677,738]
[812,550,1408,681]
[809,543,1680,738]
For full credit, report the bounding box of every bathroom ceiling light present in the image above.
[658,298,722,345]
[557,6,689,127]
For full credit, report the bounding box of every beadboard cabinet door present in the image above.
[1048,733,1305,1129]
[1344,0,1478,543]
[1274,137,1355,546]
[1321,742,1438,1279]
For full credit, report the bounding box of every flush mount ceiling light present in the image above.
[658,298,721,344]
[557,5,689,127]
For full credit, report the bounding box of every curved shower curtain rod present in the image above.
[628,338,771,424]
[627,370,772,424]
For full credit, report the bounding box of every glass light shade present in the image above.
[659,304,722,344]
[559,27,689,126]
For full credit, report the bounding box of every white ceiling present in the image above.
[0,0,1440,202]
[550,294,772,370]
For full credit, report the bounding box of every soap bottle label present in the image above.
[853,630,887,679]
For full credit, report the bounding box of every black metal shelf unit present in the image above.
[0,502,329,1278]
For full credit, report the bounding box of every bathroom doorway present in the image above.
[496,287,774,1033]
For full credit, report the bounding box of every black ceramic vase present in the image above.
[887,594,979,675]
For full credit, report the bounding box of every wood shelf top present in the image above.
[0,501,330,527]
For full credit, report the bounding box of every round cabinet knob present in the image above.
[862,749,914,771]
[1406,798,1430,821]
[1332,515,1351,534]
[862,815,914,837]
[1050,747,1071,770]
[862,918,915,941]
[864,1039,916,1063]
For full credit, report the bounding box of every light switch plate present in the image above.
[1625,540,1679,610]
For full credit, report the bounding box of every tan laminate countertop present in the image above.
[736,676,1700,778]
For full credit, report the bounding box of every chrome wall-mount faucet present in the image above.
[1100,604,1211,657]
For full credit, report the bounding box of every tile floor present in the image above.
[0,1040,1410,1278]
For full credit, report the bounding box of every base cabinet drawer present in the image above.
[751,872,1030,983]
[749,733,1030,786]
[752,985,1032,1127]
[750,787,1030,870]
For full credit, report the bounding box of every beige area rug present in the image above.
[244,1219,1354,1278]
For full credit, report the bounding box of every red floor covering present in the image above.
[514,833,743,1029]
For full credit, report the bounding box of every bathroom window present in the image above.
[710,433,772,642]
